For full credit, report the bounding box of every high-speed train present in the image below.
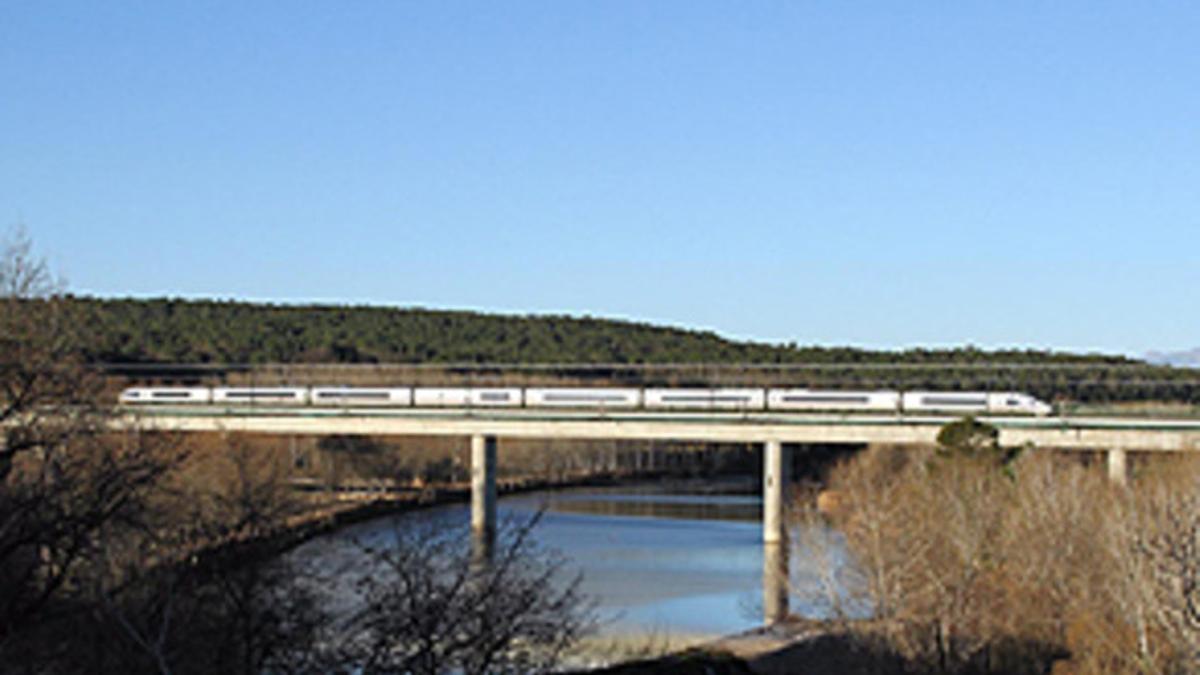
[119,386,1054,415]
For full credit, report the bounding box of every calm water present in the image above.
[292,483,851,643]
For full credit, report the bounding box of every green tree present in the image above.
[936,416,1024,474]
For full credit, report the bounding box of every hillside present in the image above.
[71,296,1129,366]
[59,296,1200,405]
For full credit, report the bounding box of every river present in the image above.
[291,480,852,655]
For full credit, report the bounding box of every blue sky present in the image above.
[2,2,1197,355]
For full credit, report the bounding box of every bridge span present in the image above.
[124,407,1200,623]
[126,407,1200,528]
[124,407,1200,448]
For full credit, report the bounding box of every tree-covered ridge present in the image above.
[70,295,1134,366]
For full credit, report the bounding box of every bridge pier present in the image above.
[763,440,790,544]
[762,440,791,623]
[471,434,497,550]
[1108,447,1128,486]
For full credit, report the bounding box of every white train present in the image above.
[119,386,1054,415]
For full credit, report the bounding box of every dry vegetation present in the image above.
[1,230,600,673]
[795,435,1200,674]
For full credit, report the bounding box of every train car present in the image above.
[412,388,523,407]
[309,387,412,407]
[212,387,308,406]
[901,391,989,414]
[643,388,766,411]
[901,391,1051,416]
[985,392,1053,416]
[768,389,900,412]
[413,388,470,407]
[524,388,642,408]
[119,387,212,405]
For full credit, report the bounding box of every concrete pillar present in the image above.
[763,543,790,624]
[471,435,497,542]
[763,440,790,544]
[1108,448,1128,486]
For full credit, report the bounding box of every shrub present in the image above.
[804,444,1200,674]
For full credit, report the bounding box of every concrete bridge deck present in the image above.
[124,406,1200,452]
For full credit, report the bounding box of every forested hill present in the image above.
[70,296,1133,366]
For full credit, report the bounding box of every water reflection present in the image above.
[536,491,761,523]
[293,483,852,642]
[470,529,494,570]
[763,543,789,624]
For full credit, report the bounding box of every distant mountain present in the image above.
[1146,348,1200,368]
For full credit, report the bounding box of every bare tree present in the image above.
[1,232,593,674]
[788,489,867,625]
[1130,461,1200,673]
[0,228,182,669]
[795,433,1200,675]
[337,510,595,674]
[90,435,335,675]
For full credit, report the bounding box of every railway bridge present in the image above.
[125,407,1200,622]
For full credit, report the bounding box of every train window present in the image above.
[662,394,755,403]
[921,397,986,406]
[480,393,510,401]
[317,391,390,399]
[782,395,871,404]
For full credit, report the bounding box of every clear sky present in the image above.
[2,2,1197,356]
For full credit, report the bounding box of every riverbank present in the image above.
[582,619,906,675]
